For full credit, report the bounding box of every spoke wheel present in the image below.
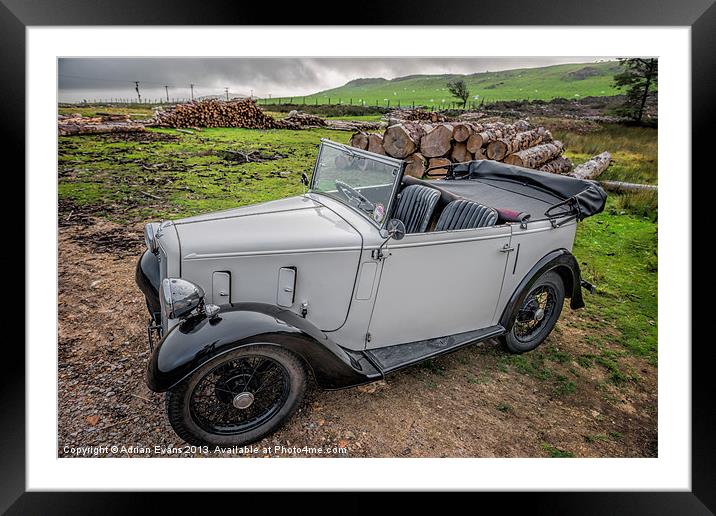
[513,285,558,343]
[190,356,290,435]
[166,345,308,446]
[502,271,565,354]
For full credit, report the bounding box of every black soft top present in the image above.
[429,160,607,220]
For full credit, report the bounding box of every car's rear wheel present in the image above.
[502,271,565,354]
[166,345,307,446]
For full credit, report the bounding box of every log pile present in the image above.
[325,119,384,132]
[283,110,326,127]
[389,108,447,123]
[58,113,146,136]
[503,141,565,168]
[351,118,570,178]
[152,99,286,129]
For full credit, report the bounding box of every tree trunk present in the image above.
[570,151,611,180]
[404,152,427,178]
[58,122,146,136]
[504,141,564,168]
[382,123,430,158]
[538,156,573,174]
[349,131,369,150]
[451,142,473,163]
[427,157,452,178]
[599,181,657,193]
[420,124,454,158]
[486,127,552,161]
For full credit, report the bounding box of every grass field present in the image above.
[260,61,622,108]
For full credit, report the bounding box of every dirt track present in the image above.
[58,214,657,458]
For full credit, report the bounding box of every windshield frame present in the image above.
[309,139,405,229]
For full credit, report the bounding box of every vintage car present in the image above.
[136,139,606,446]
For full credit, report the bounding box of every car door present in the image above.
[366,225,512,349]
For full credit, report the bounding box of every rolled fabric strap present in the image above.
[496,208,531,224]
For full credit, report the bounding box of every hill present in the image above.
[262,61,622,108]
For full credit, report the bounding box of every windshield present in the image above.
[311,140,403,226]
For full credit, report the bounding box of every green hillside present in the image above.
[261,61,622,109]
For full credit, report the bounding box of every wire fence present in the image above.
[58,95,530,114]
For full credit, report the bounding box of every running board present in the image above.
[364,325,505,374]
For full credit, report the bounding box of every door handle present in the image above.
[500,244,515,253]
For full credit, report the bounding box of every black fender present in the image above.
[135,250,161,318]
[499,249,585,331]
[146,302,381,392]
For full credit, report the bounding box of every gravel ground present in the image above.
[58,215,657,458]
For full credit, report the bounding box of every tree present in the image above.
[613,58,658,123]
[447,79,470,109]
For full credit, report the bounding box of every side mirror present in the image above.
[379,218,406,240]
[374,219,405,260]
[300,173,310,187]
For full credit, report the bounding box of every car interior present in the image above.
[392,176,503,234]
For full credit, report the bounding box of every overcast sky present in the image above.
[58,57,614,102]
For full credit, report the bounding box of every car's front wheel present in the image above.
[166,345,307,446]
[502,271,565,354]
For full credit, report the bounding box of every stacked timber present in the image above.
[152,99,285,129]
[283,110,326,127]
[389,108,447,123]
[503,141,565,169]
[326,119,384,131]
[349,118,574,179]
[486,127,553,161]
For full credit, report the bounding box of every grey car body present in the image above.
[135,139,605,444]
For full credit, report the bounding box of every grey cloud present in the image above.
[58,57,613,102]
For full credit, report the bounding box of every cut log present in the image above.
[570,151,611,180]
[349,132,369,150]
[382,123,430,158]
[404,152,427,179]
[367,133,386,155]
[486,127,552,161]
[474,147,487,160]
[451,142,473,163]
[427,157,452,178]
[466,132,484,154]
[599,181,657,193]
[539,156,573,174]
[420,124,454,158]
[504,141,564,169]
[452,123,473,143]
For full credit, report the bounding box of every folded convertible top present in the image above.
[432,160,608,220]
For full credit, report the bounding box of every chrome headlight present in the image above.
[144,222,161,253]
[160,278,205,320]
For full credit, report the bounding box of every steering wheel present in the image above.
[335,180,375,211]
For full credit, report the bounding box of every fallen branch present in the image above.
[599,181,657,193]
[570,151,612,180]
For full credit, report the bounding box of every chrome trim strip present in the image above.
[183,247,363,260]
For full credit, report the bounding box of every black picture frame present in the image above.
[7,0,710,512]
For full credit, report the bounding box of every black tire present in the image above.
[502,271,565,354]
[166,345,307,446]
